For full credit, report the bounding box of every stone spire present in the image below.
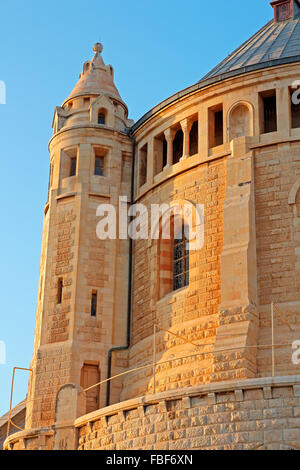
[64,43,122,103]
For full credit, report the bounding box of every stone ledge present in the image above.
[74,374,300,428]
[4,427,53,450]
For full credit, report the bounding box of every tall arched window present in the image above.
[158,218,190,299]
[173,224,189,291]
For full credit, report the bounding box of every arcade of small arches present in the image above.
[137,88,300,189]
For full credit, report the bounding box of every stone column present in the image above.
[212,136,259,382]
[164,129,175,167]
[277,86,291,138]
[198,105,208,162]
[180,118,191,160]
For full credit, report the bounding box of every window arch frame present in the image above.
[227,100,254,142]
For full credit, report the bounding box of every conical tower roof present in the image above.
[64,43,122,104]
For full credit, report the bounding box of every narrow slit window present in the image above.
[173,226,189,291]
[57,278,63,305]
[91,292,97,317]
[95,156,104,176]
[70,157,77,177]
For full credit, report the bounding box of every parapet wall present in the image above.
[75,376,300,451]
[5,375,300,450]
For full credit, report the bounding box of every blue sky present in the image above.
[0,0,271,417]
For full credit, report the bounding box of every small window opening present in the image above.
[209,105,223,148]
[189,121,198,156]
[95,156,104,176]
[91,292,97,317]
[57,278,63,305]
[98,112,105,125]
[84,97,90,107]
[261,91,277,134]
[173,130,183,164]
[154,135,167,176]
[70,157,77,177]
[214,110,223,146]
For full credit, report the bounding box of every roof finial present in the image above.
[93,43,103,54]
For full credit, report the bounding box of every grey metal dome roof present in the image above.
[132,5,300,133]
[201,15,300,82]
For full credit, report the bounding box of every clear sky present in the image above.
[0,0,271,417]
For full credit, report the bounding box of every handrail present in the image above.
[6,340,297,435]
[7,367,32,439]
[83,340,295,394]
[7,306,298,434]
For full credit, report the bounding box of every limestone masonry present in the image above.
[3,0,300,450]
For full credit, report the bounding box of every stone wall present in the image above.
[255,142,300,377]
[5,428,54,451]
[121,158,225,402]
[76,376,300,451]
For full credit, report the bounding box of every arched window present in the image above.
[158,217,190,299]
[173,224,189,291]
[98,111,106,125]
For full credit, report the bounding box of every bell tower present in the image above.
[25,44,132,429]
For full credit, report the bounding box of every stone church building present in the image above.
[3,0,300,450]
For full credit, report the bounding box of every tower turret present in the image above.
[25,44,132,430]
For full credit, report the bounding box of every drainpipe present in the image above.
[105,132,136,407]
